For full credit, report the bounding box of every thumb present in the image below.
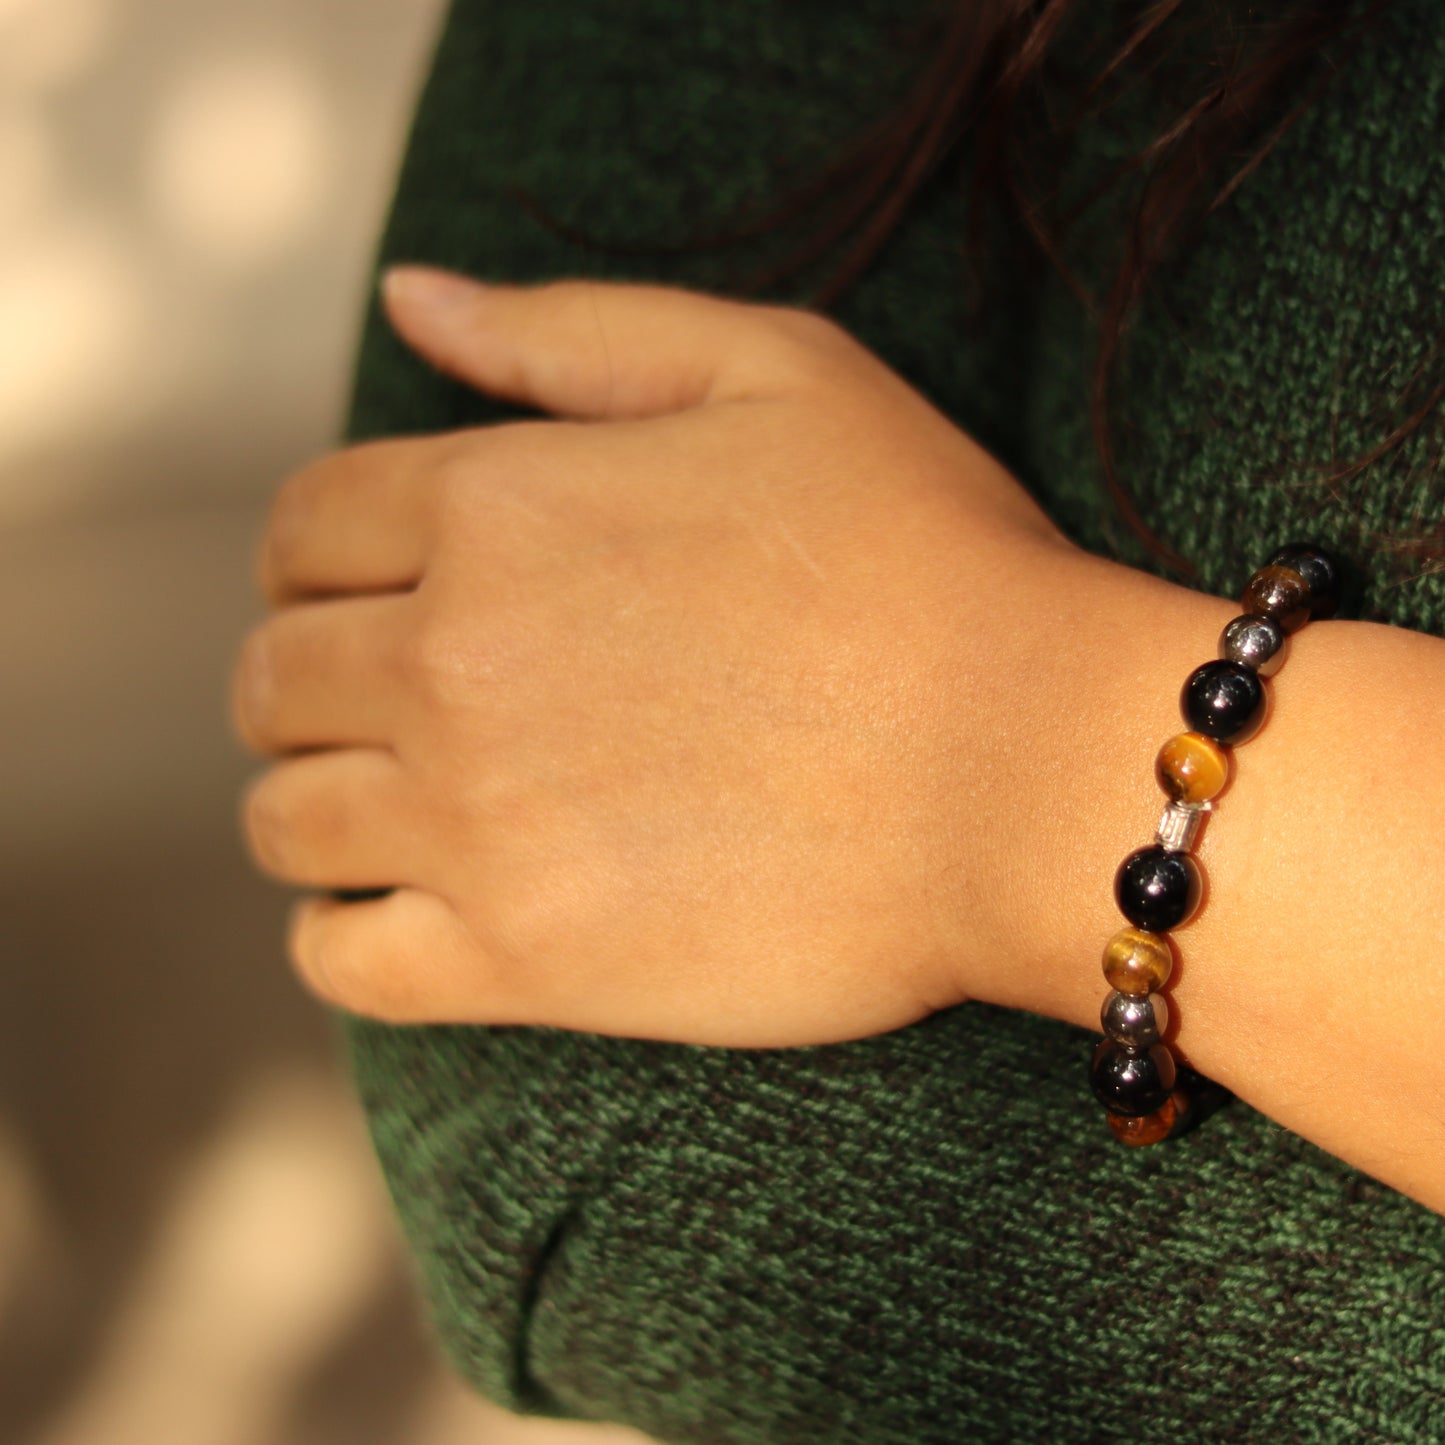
[380,266,807,420]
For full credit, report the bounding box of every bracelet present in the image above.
[1090,541,1342,1147]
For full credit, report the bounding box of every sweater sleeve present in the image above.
[341,3,1445,1441]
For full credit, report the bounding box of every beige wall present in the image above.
[0,2,647,1441]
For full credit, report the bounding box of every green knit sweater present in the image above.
[343,2,1445,1440]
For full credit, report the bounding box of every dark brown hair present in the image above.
[742,0,1406,583]
[524,0,1434,586]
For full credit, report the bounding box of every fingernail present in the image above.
[381,264,484,311]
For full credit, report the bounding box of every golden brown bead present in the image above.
[1106,1087,1190,1147]
[1155,731,1230,805]
[1241,565,1311,633]
[1102,927,1173,995]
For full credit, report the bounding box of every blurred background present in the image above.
[0,0,647,1440]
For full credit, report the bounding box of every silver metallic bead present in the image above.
[1101,988,1169,1049]
[1156,800,1208,853]
[1220,613,1287,677]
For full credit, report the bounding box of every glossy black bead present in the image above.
[1115,844,1202,931]
[1181,659,1265,745]
[1265,542,1341,620]
[1091,1039,1178,1117]
[1265,537,1340,615]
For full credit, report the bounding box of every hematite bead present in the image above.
[1220,614,1287,677]
[1106,1087,1189,1146]
[1102,927,1174,994]
[1115,844,1202,931]
[1091,1038,1177,1117]
[1241,565,1311,633]
[1156,730,1229,804]
[1265,542,1340,619]
[1101,988,1169,1048]
[1181,659,1266,745]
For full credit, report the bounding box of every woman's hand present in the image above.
[231,267,1445,1207]
[232,268,1095,1046]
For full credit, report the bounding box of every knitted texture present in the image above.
[342,1,1445,1440]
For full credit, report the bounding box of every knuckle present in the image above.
[536,277,582,304]
[350,971,423,1024]
[290,908,356,1011]
[240,773,293,876]
[480,843,585,968]
[485,882,557,968]
[301,932,365,1011]
[403,616,468,695]
[525,347,596,415]
[232,627,276,750]
[532,277,594,324]
[301,919,419,1023]
[294,784,360,865]
[429,424,551,523]
[430,446,487,516]
[260,439,401,600]
[523,281,618,411]
[403,604,503,706]
[241,769,353,881]
[765,304,855,357]
[259,470,320,601]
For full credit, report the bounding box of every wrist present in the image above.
[962,550,1239,1035]
[971,549,1445,1210]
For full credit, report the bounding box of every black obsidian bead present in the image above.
[1181,659,1265,745]
[1115,844,1202,931]
[1091,1039,1178,1117]
[1265,542,1341,620]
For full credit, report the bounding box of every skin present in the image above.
[232,268,1445,1216]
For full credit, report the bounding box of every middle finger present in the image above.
[233,590,416,755]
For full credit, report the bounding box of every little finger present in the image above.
[286,887,520,1024]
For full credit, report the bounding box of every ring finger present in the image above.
[241,746,428,891]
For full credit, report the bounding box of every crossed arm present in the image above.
[231,267,1445,1216]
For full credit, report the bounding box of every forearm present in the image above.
[984,548,1445,1213]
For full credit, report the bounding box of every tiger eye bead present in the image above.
[1106,1087,1189,1147]
[1102,927,1174,994]
[1241,565,1311,633]
[1181,659,1266,745]
[1155,731,1230,805]
[1115,844,1202,932]
[1091,1039,1177,1117]
[1265,542,1341,619]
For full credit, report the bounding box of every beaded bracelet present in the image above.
[1090,541,1341,1147]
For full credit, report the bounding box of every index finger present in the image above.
[258,431,461,605]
